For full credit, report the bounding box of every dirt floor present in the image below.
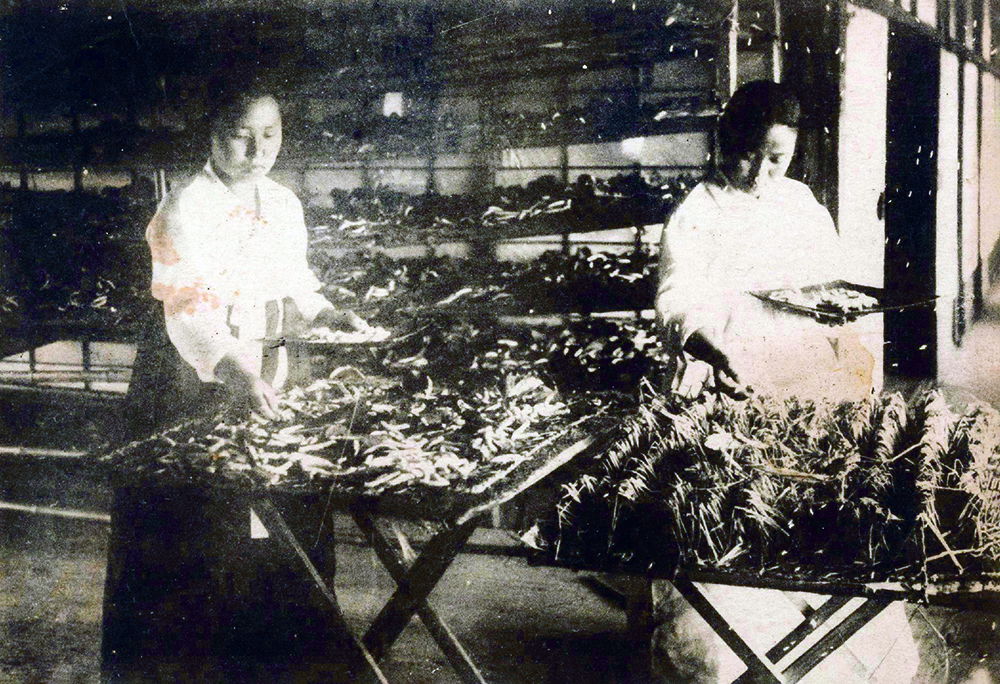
[2,496,1000,684]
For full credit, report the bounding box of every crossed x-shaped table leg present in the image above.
[252,497,389,682]
[254,495,489,683]
[350,506,488,684]
[670,575,893,684]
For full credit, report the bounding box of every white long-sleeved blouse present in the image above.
[656,174,875,401]
[146,162,331,389]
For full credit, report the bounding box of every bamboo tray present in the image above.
[750,280,938,324]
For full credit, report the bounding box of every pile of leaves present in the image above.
[544,316,663,392]
[373,309,663,395]
[3,189,153,328]
[102,367,591,499]
[488,95,717,148]
[544,387,1000,583]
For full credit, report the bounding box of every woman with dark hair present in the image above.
[656,80,872,401]
[102,78,364,682]
[649,81,919,682]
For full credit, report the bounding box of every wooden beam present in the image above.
[765,595,852,663]
[671,574,785,683]
[0,500,109,523]
[850,0,1000,78]
[729,0,740,95]
[351,511,488,684]
[362,517,478,659]
[780,599,891,683]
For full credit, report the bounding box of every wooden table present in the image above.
[537,556,1000,683]
[245,430,599,684]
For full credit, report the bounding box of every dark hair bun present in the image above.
[205,73,284,137]
[718,80,801,161]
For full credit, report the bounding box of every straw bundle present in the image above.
[550,388,1000,583]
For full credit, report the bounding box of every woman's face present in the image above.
[210,95,282,185]
[732,124,797,194]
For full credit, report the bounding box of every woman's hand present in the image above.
[214,354,280,420]
[313,307,371,332]
[683,330,751,400]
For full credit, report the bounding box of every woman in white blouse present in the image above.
[649,81,918,683]
[140,84,367,424]
[103,80,363,681]
[656,80,874,402]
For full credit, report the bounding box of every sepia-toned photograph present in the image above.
[1,0,999,681]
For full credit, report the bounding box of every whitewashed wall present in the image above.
[961,61,980,292]
[981,73,1000,289]
[936,51,963,375]
[837,5,890,389]
[838,5,888,289]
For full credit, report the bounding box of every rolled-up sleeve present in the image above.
[147,202,241,382]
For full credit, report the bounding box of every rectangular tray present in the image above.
[750,280,937,323]
[262,336,390,351]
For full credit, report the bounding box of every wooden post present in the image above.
[426,90,439,195]
[558,74,570,184]
[772,0,783,81]
[155,168,168,202]
[981,0,991,61]
[71,108,83,193]
[974,62,984,319]
[17,110,28,191]
[473,91,497,192]
[81,340,92,391]
[624,577,655,681]
[955,51,966,345]
[728,0,740,95]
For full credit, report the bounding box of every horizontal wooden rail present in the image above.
[0,500,110,523]
[0,445,88,459]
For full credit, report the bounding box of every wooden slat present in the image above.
[765,595,852,663]
[0,382,125,406]
[0,445,88,459]
[780,599,892,684]
[362,517,478,660]
[455,435,595,525]
[352,510,488,684]
[671,574,785,684]
[0,500,109,523]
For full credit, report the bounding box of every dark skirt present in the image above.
[103,310,357,682]
[101,484,355,682]
[117,307,220,444]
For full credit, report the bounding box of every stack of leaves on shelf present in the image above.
[488,95,717,148]
[371,307,662,395]
[4,189,154,327]
[305,172,699,246]
[309,248,657,316]
[545,316,663,392]
[545,386,1000,583]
